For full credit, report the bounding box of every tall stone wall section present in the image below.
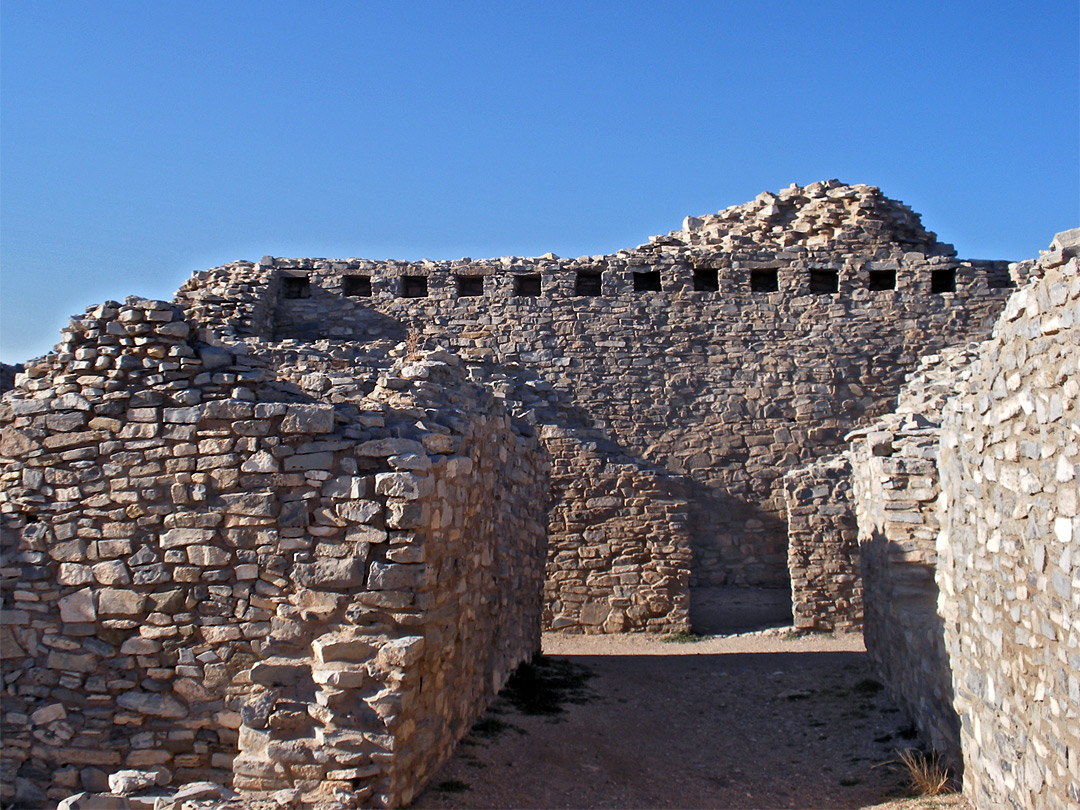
[0,301,548,808]
[543,429,692,633]
[176,181,1013,598]
[848,414,960,765]
[937,232,1080,809]
[782,455,860,632]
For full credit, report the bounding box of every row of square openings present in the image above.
[280,268,959,299]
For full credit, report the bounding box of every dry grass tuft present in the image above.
[403,329,423,359]
[896,748,955,796]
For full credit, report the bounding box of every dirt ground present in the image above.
[413,589,969,810]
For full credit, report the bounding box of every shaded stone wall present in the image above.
[176,181,1013,595]
[783,455,860,632]
[543,429,692,633]
[0,301,548,808]
[849,416,960,764]
[937,231,1079,809]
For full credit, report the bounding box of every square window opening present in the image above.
[281,275,311,300]
[401,275,428,298]
[343,275,371,297]
[931,268,956,294]
[633,270,662,292]
[575,271,603,296]
[750,268,779,293]
[456,275,484,297]
[810,269,839,294]
[693,268,719,292]
[514,275,541,296]
[868,269,896,291]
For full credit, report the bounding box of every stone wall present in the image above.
[175,181,1013,596]
[848,413,960,765]
[937,231,1080,809]
[0,300,548,808]
[783,455,860,632]
[543,429,692,633]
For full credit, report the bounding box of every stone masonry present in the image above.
[0,181,1031,807]
[174,180,1012,628]
[783,455,861,632]
[789,231,1077,809]
[0,300,547,808]
[937,230,1079,809]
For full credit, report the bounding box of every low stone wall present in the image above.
[848,417,960,765]
[0,300,548,808]
[937,232,1080,809]
[783,455,861,632]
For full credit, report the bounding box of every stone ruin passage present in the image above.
[0,180,1037,806]
[0,307,548,808]
[784,230,1079,810]
[170,179,1014,637]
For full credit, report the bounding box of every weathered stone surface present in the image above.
[0,183,1024,807]
[116,692,187,719]
[108,769,158,796]
[280,404,334,434]
[159,528,214,548]
[292,557,365,589]
[59,588,96,623]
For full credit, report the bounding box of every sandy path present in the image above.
[412,631,969,810]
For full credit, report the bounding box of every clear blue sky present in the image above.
[2,1,1077,363]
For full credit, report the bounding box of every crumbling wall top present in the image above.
[669,180,953,256]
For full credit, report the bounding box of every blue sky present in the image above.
[2,1,1077,363]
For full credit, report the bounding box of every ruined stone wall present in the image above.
[937,232,1079,809]
[849,415,960,765]
[176,182,1013,596]
[0,301,547,808]
[782,455,860,632]
[784,344,983,635]
[543,429,692,633]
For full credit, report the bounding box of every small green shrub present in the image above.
[660,630,707,643]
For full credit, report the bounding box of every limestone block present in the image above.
[44,649,95,672]
[92,560,131,585]
[356,438,426,457]
[108,769,159,796]
[59,588,96,623]
[241,450,279,472]
[283,452,334,471]
[115,692,187,719]
[201,399,253,420]
[312,633,374,664]
[375,636,425,669]
[30,703,67,725]
[292,557,366,589]
[186,545,231,567]
[58,793,131,810]
[367,562,429,591]
[375,472,433,499]
[159,528,214,548]
[281,404,334,434]
[58,563,95,585]
[336,499,381,523]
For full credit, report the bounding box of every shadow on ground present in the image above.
[689,585,794,635]
[414,649,919,810]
